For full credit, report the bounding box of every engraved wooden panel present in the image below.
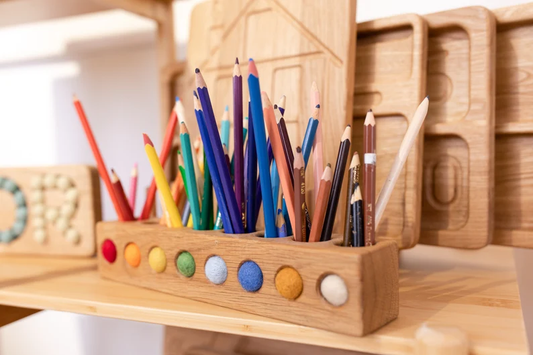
[175,0,357,230]
[492,4,533,248]
[0,165,101,256]
[353,15,427,249]
[420,7,495,249]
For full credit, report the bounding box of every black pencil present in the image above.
[352,184,364,247]
[343,152,358,247]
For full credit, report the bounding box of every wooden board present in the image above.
[97,221,399,337]
[492,4,533,248]
[419,7,495,249]
[353,15,427,249]
[0,165,101,257]
[174,0,357,231]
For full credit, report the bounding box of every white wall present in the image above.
[0,0,532,354]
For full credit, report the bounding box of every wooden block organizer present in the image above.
[97,221,399,337]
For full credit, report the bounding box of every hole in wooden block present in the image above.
[275,266,303,300]
[176,251,196,278]
[205,255,227,285]
[148,247,167,273]
[124,243,141,268]
[101,239,117,263]
[318,273,349,307]
[238,260,263,292]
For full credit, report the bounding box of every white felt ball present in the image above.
[55,217,69,232]
[43,174,57,188]
[56,176,72,191]
[32,203,45,216]
[30,190,44,204]
[65,188,79,203]
[33,229,46,244]
[204,256,228,285]
[30,175,44,189]
[320,274,349,307]
[60,203,76,218]
[45,207,59,222]
[65,228,80,244]
[32,217,45,229]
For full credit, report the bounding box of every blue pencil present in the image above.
[245,101,257,233]
[302,104,320,168]
[276,209,287,238]
[193,91,234,233]
[221,105,230,149]
[271,159,280,211]
[196,69,243,233]
[248,59,276,238]
[282,198,293,237]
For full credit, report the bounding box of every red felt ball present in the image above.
[102,239,117,263]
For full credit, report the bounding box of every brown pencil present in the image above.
[363,110,376,246]
[343,153,359,247]
[111,169,135,221]
[275,105,295,185]
[293,147,306,242]
[309,164,332,242]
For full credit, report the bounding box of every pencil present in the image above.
[243,116,248,143]
[293,147,306,242]
[111,169,135,221]
[244,101,257,233]
[302,105,320,168]
[193,91,234,233]
[248,60,276,238]
[343,153,358,247]
[73,95,124,220]
[277,95,286,116]
[320,125,351,241]
[311,82,324,203]
[196,69,243,233]
[282,198,292,236]
[352,184,364,247]
[143,134,182,227]
[201,153,212,230]
[276,209,287,238]
[271,159,280,211]
[182,200,191,226]
[309,164,332,242]
[221,105,230,149]
[253,138,274,224]
[233,58,244,219]
[223,144,231,177]
[180,122,201,230]
[375,97,429,228]
[363,110,376,246]
[275,105,295,185]
[128,163,138,212]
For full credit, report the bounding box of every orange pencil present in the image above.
[309,164,332,242]
[111,169,135,221]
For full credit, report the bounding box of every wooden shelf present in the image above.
[0,245,527,355]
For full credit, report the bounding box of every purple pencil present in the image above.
[233,58,244,222]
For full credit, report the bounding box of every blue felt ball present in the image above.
[238,260,263,292]
[205,256,227,285]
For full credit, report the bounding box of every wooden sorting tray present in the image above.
[97,221,399,337]
[492,4,533,248]
[0,165,101,257]
[353,14,427,249]
[420,7,495,249]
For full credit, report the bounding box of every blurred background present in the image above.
[0,0,531,353]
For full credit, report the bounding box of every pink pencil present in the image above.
[128,163,138,212]
[311,81,323,202]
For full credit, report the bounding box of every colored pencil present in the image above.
[110,169,135,221]
[182,200,191,226]
[221,105,230,149]
[282,198,292,236]
[343,153,358,247]
[171,161,185,205]
[243,116,248,142]
[196,69,243,233]
[311,81,324,203]
[376,97,429,228]
[309,164,332,242]
[320,125,351,241]
[180,122,201,230]
[275,105,295,185]
[352,184,364,247]
[302,105,320,168]
[276,209,287,238]
[363,110,376,246]
[254,138,274,223]
[223,144,231,176]
[140,98,179,220]
[277,95,286,116]
[195,136,204,174]
[73,95,124,221]
[128,163,138,212]
[193,91,234,233]
[271,159,280,211]
[201,153,212,230]
[293,147,306,242]
[248,60,277,238]
[143,133,182,227]
[244,101,257,233]
[233,58,244,219]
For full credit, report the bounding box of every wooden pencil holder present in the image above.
[96,220,399,336]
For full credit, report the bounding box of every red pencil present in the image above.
[73,95,124,221]
[111,169,135,221]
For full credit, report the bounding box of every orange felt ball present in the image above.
[275,267,303,300]
[124,243,141,267]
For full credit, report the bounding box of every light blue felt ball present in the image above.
[205,256,227,285]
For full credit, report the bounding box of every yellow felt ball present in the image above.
[148,247,167,273]
[275,267,303,300]
[124,243,141,267]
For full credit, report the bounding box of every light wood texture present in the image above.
[353,15,427,249]
[175,0,357,231]
[0,165,101,257]
[492,4,533,248]
[415,323,468,355]
[0,244,525,354]
[420,7,496,249]
[0,306,40,328]
[97,221,399,337]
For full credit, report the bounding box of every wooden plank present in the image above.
[353,14,427,249]
[419,7,496,249]
[492,3,533,248]
[0,306,40,327]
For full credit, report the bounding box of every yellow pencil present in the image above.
[187,213,193,227]
[143,133,183,227]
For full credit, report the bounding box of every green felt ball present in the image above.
[0,230,15,243]
[13,190,26,207]
[10,220,26,236]
[16,207,28,221]
[177,251,195,277]
[2,179,18,193]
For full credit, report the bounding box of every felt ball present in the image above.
[16,207,28,221]
[60,203,76,218]
[3,179,18,193]
[33,228,46,244]
[238,261,263,292]
[13,190,26,207]
[65,188,79,203]
[205,256,227,285]
[30,190,44,204]
[32,203,45,216]
[43,174,57,188]
[45,207,59,222]
[65,228,80,244]
[102,239,117,263]
[124,243,141,267]
[177,251,195,277]
[0,230,15,243]
[149,247,167,273]
[275,267,303,300]
[30,175,43,189]
[320,274,349,307]
[56,176,72,191]
[10,220,25,236]
[32,217,45,228]
[55,217,69,232]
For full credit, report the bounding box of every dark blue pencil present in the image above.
[245,101,257,233]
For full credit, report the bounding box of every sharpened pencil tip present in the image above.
[143,133,154,147]
[225,105,229,111]
[72,94,79,101]
[368,109,372,112]
[274,104,278,109]
[296,146,302,153]
[193,91,198,98]
[249,58,253,62]
[195,68,200,73]
[326,163,331,168]
[426,95,429,100]
[248,59,258,77]
[235,57,239,64]
[175,96,180,102]
[316,104,320,108]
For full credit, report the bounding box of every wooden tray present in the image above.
[492,4,533,248]
[97,221,398,337]
[353,14,427,249]
[0,165,101,257]
[419,7,495,249]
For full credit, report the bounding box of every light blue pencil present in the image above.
[271,159,280,212]
[301,105,320,168]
